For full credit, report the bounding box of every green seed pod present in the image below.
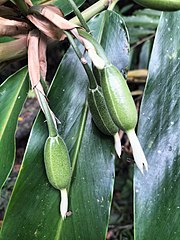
[92,64,101,85]
[44,134,71,219]
[88,85,122,157]
[44,135,71,190]
[133,0,180,11]
[88,86,119,136]
[101,64,137,132]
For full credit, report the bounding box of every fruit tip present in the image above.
[126,129,148,175]
[114,132,121,158]
[60,188,68,220]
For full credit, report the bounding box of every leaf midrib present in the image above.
[54,100,88,240]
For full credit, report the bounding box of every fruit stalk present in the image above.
[65,30,97,89]
[13,0,29,14]
[67,0,90,32]
[70,0,110,25]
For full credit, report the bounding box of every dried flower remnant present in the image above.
[0,17,31,36]
[0,36,27,63]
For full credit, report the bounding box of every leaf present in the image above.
[90,10,129,72]
[123,8,160,44]
[0,11,129,240]
[134,12,180,239]
[0,67,29,189]
[31,0,85,16]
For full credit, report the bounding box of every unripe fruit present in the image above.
[88,85,122,157]
[44,134,71,219]
[76,29,148,173]
[133,0,180,11]
[101,64,148,173]
[101,64,137,132]
[44,135,71,190]
[88,86,119,136]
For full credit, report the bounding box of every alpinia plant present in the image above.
[0,0,179,239]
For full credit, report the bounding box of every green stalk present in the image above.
[65,30,97,89]
[108,0,119,10]
[67,0,90,32]
[70,0,110,25]
[13,0,29,15]
[36,89,57,137]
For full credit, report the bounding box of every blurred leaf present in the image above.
[133,8,162,18]
[139,39,152,69]
[0,37,14,43]
[123,8,161,44]
[0,10,129,240]
[0,67,29,189]
[135,12,180,239]
[124,15,159,28]
[31,0,85,15]
[120,4,134,15]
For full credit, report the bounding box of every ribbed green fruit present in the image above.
[101,64,137,131]
[88,85,119,136]
[44,135,71,190]
[133,0,180,11]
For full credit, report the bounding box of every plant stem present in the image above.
[35,89,57,137]
[65,30,97,89]
[13,0,29,15]
[70,0,110,25]
[108,0,119,10]
[67,0,90,32]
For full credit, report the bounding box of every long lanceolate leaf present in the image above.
[0,11,129,240]
[0,67,29,189]
[135,12,180,239]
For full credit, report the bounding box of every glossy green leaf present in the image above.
[31,0,85,15]
[0,67,29,189]
[0,11,129,240]
[90,10,129,73]
[135,12,180,239]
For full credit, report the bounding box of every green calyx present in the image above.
[44,135,71,190]
[101,64,137,131]
[88,85,119,136]
[133,0,180,11]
